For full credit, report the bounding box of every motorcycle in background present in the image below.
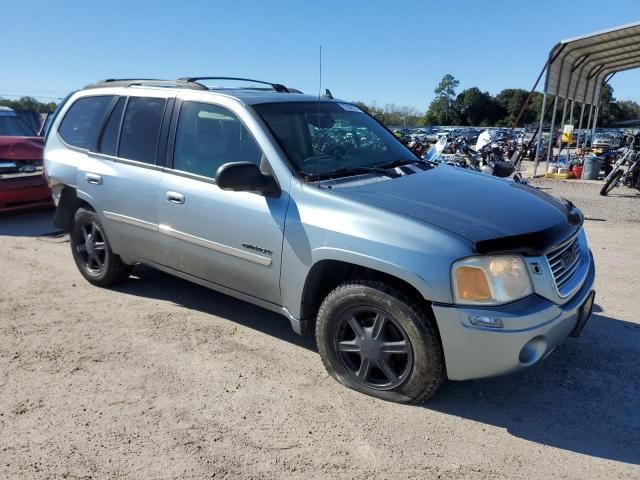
[600,136,640,196]
[469,130,527,183]
[424,134,526,183]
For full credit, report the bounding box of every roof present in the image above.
[81,77,343,106]
[217,89,343,105]
[544,21,640,105]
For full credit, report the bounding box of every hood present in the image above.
[0,136,44,161]
[331,166,582,255]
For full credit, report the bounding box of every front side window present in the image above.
[173,102,262,178]
[119,97,166,164]
[253,102,418,179]
[58,96,114,150]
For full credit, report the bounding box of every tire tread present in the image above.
[315,279,444,404]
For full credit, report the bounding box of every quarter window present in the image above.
[119,97,166,164]
[99,97,125,156]
[58,96,114,150]
[173,102,262,178]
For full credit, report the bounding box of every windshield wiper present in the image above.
[373,158,428,169]
[304,165,400,181]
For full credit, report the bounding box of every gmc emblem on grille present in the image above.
[561,245,578,269]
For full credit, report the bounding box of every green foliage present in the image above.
[355,73,638,128]
[455,87,505,126]
[353,101,422,127]
[616,100,640,123]
[425,74,460,125]
[595,84,640,127]
[0,96,57,113]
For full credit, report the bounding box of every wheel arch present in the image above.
[299,257,437,336]
[53,186,95,231]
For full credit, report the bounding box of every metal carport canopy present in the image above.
[545,21,640,105]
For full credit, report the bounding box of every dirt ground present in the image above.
[1,180,639,479]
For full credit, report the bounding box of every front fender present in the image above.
[310,246,434,299]
[280,182,473,320]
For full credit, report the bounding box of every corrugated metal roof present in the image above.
[545,21,640,105]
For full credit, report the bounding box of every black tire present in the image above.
[70,208,132,287]
[600,169,623,196]
[315,280,445,404]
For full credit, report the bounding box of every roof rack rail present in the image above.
[177,77,290,93]
[85,79,207,90]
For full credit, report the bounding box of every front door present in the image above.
[157,100,288,304]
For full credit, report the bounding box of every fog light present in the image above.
[468,315,503,328]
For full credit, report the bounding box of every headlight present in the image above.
[452,256,533,306]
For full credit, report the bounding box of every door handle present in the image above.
[86,173,103,185]
[166,191,185,205]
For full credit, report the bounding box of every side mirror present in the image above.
[215,162,280,198]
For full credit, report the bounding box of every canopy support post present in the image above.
[577,102,586,148]
[533,90,548,176]
[544,96,559,173]
[583,105,594,148]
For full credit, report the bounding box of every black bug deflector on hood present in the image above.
[331,166,583,256]
[473,199,583,255]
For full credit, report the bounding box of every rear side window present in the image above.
[99,97,126,156]
[119,97,166,164]
[58,96,114,150]
[173,101,262,178]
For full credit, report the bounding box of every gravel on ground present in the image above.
[1,180,639,479]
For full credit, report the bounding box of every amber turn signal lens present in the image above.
[455,266,491,301]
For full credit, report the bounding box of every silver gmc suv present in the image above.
[44,77,596,404]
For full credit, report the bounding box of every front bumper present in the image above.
[432,252,595,381]
[0,174,53,213]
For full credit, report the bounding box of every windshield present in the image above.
[0,116,36,137]
[253,102,419,178]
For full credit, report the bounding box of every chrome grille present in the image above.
[546,236,582,294]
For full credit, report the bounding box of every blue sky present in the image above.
[2,0,639,110]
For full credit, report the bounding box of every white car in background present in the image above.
[592,133,620,150]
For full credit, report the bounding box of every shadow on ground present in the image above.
[115,265,317,352]
[0,208,58,237]
[428,311,640,465]
[116,265,639,465]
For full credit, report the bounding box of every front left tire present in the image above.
[315,279,445,404]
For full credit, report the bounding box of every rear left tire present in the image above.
[70,208,132,287]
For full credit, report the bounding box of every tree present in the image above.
[424,74,459,125]
[0,96,57,113]
[495,88,541,126]
[615,100,640,123]
[354,101,421,126]
[356,77,636,128]
[455,87,504,126]
[597,84,619,127]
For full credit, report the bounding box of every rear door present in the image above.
[156,98,289,304]
[61,92,174,263]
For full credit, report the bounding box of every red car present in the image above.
[0,108,53,213]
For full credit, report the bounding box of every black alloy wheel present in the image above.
[333,307,413,390]
[316,280,445,404]
[70,208,132,286]
[74,220,107,274]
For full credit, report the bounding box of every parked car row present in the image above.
[0,106,52,213]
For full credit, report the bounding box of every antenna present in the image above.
[316,45,323,182]
[318,45,323,100]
